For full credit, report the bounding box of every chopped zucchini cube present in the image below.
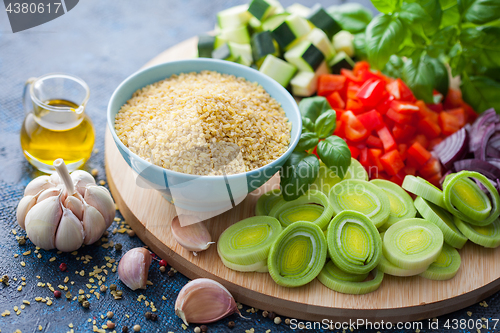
[333,30,355,57]
[307,4,341,39]
[220,25,251,44]
[248,0,273,21]
[259,54,297,87]
[228,42,253,66]
[284,41,325,72]
[212,43,232,60]
[251,31,279,67]
[328,51,355,74]
[217,5,252,29]
[270,14,312,50]
[305,28,336,61]
[198,34,215,58]
[291,60,330,97]
[261,13,289,31]
[286,3,311,17]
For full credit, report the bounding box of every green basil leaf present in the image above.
[295,132,319,151]
[485,68,500,81]
[371,0,399,14]
[449,43,466,77]
[459,0,500,25]
[418,0,443,36]
[439,0,457,10]
[399,3,431,26]
[440,4,460,29]
[280,151,319,201]
[427,26,458,58]
[461,74,500,113]
[302,117,315,133]
[327,3,373,33]
[428,57,449,99]
[382,55,405,78]
[353,33,368,60]
[317,136,351,179]
[298,96,332,124]
[461,27,500,68]
[402,54,436,103]
[314,109,337,139]
[365,14,406,70]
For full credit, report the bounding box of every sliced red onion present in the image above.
[434,127,469,169]
[454,159,500,180]
[470,108,499,153]
[487,158,500,169]
[474,122,496,160]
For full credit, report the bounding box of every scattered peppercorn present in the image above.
[159,266,166,273]
[107,311,114,319]
[274,317,282,325]
[53,290,62,298]
[59,263,67,272]
[262,310,269,318]
[268,312,276,320]
[100,285,107,293]
[159,259,167,267]
[133,324,141,332]
[115,243,122,251]
[285,318,291,325]
[122,326,129,333]
[228,321,235,329]
[110,284,117,291]
[167,270,175,277]
[127,230,136,237]
[17,236,26,245]
[82,300,90,308]
[1,275,8,284]
[194,327,201,333]
[200,325,208,332]
[151,313,158,321]
[145,312,152,320]
[107,321,116,329]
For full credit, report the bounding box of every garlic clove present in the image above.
[49,173,60,185]
[55,207,84,252]
[117,247,152,290]
[24,175,56,196]
[37,188,63,203]
[171,216,213,254]
[70,170,96,196]
[82,204,106,245]
[65,195,84,221]
[16,195,37,230]
[175,278,239,325]
[84,185,115,228]
[25,196,62,250]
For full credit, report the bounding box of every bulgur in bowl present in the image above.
[107,59,301,218]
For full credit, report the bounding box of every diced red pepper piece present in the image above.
[428,137,444,151]
[433,91,444,104]
[380,150,405,176]
[353,61,371,77]
[389,169,407,186]
[407,142,432,166]
[415,100,439,123]
[341,68,362,85]
[444,88,463,109]
[439,112,461,136]
[425,173,443,188]
[359,147,369,167]
[375,94,394,115]
[376,126,397,152]
[417,117,441,139]
[426,103,443,113]
[366,135,383,148]
[398,143,407,161]
[463,103,478,123]
[341,110,369,142]
[347,82,361,100]
[392,124,416,142]
[445,107,466,127]
[390,100,419,114]
[411,134,429,149]
[361,70,389,84]
[419,157,442,179]
[345,98,364,114]
[357,109,383,131]
[312,145,318,158]
[326,91,345,109]
[404,165,417,176]
[334,120,345,137]
[371,171,391,180]
[397,78,416,102]
[356,78,386,108]
[386,108,414,124]
[317,74,346,97]
[348,146,360,159]
[368,148,385,172]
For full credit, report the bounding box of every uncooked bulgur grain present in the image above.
[114,71,291,175]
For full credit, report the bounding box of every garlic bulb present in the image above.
[175,278,240,325]
[16,159,115,252]
[117,247,152,290]
[171,215,214,255]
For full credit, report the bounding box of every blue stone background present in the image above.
[0,0,499,332]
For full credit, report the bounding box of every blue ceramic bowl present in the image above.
[107,59,301,216]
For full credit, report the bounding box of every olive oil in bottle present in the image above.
[20,99,95,172]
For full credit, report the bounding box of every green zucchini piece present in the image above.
[217,216,282,266]
[450,177,492,221]
[327,210,382,275]
[414,196,467,249]
[454,216,500,248]
[269,189,334,230]
[198,34,215,58]
[286,3,311,17]
[261,13,289,32]
[443,171,500,226]
[286,14,313,39]
[259,54,296,86]
[255,188,282,216]
[271,14,312,50]
[402,175,446,209]
[419,244,461,280]
[284,41,325,72]
[329,179,391,228]
[318,261,383,294]
[378,253,429,277]
[290,60,329,97]
[332,30,354,57]
[229,42,253,66]
[268,221,327,287]
[251,31,279,66]
[214,35,228,49]
[328,51,355,74]
[212,43,231,60]
[217,5,252,29]
[220,25,251,44]
[307,4,342,39]
[383,218,443,270]
[248,0,275,21]
[371,179,416,230]
[305,28,336,60]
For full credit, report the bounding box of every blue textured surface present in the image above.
[1,1,500,332]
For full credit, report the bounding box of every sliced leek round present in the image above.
[454,216,500,248]
[345,158,369,181]
[327,210,382,275]
[255,189,282,216]
[402,175,446,208]
[383,218,443,270]
[329,179,390,228]
[269,190,334,230]
[268,221,327,287]
[312,162,342,195]
[318,261,384,295]
[414,196,467,249]
[443,171,500,226]
[419,244,461,280]
[371,179,416,230]
[217,216,282,266]
[219,255,269,273]
[378,253,429,277]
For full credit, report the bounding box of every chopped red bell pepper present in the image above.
[357,109,383,131]
[439,112,461,136]
[419,157,442,178]
[392,124,416,142]
[426,103,443,113]
[446,107,466,127]
[353,61,370,77]
[417,117,442,139]
[407,142,432,166]
[444,88,463,109]
[367,148,385,172]
[397,79,416,102]
[348,146,360,159]
[386,108,415,124]
[377,126,397,152]
[341,110,369,142]
[356,78,386,108]
[317,74,346,97]
[390,100,420,114]
[347,83,361,100]
[359,147,369,167]
[345,98,364,114]
[326,91,345,109]
[366,135,383,148]
[398,143,407,161]
[375,94,394,115]
[415,100,439,123]
[380,150,405,176]
[428,137,444,150]
[341,68,362,85]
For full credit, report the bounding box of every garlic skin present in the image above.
[82,204,106,245]
[16,195,37,230]
[24,175,56,196]
[175,278,239,325]
[84,185,115,228]
[55,207,85,252]
[171,216,213,254]
[118,248,152,290]
[24,196,62,250]
[71,170,96,196]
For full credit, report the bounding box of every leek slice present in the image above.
[327,210,382,274]
[344,158,368,181]
[419,244,461,280]
[278,204,324,225]
[454,216,500,248]
[318,261,384,295]
[443,171,500,226]
[378,253,429,277]
[219,255,269,273]
[329,180,390,228]
[402,175,446,208]
[268,221,327,287]
[255,189,282,216]
[371,179,416,230]
[312,158,367,195]
[217,216,282,266]
[383,218,443,270]
[269,190,334,229]
[414,197,468,249]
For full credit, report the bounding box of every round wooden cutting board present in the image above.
[105,36,500,323]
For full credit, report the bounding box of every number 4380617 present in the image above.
[5,2,62,14]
